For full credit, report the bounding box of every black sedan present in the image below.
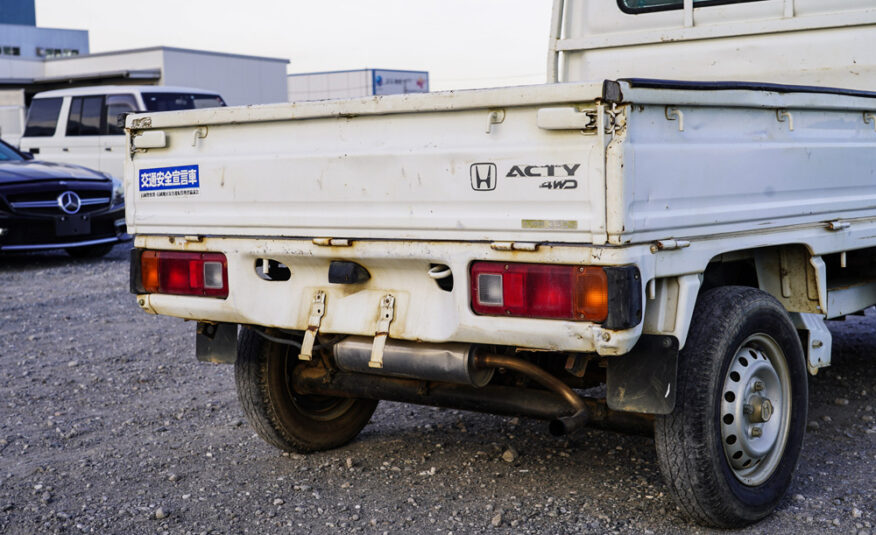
[0,138,129,257]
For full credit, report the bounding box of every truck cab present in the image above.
[20,86,225,179]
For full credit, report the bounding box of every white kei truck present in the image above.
[124,0,876,527]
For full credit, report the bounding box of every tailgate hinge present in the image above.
[313,237,352,247]
[369,294,396,369]
[299,291,326,361]
[650,239,691,253]
[537,104,624,134]
[490,241,540,252]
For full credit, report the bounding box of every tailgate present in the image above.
[125,83,609,244]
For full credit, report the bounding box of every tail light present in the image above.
[136,250,228,298]
[470,262,608,322]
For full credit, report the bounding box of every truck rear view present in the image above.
[125,0,876,527]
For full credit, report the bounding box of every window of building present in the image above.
[66,96,104,136]
[23,98,63,137]
[41,48,66,59]
[1,46,21,56]
[618,0,765,14]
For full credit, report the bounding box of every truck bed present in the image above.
[126,80,876,247]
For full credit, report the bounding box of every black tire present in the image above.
[235,328,378,453]
[66,243,114,258]
[655,286,808,528]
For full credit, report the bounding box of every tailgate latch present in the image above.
[369,294,396,368]
[299,291,326,361]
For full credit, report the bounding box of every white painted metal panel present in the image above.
[558,0,876,91]
[127,84,607,243]
[610,99,876,244]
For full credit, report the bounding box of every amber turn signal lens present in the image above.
[141,250,160,293]
[574,267,608,322]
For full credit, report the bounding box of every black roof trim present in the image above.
[618,78,876,100]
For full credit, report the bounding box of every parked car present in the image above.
[18,86,225,179]
[0,137,128,257]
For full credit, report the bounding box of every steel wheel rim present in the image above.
[719,333,792,486]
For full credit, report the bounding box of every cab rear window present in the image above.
[22,98,62,137]
[619,0,764,14]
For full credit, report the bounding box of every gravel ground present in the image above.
[0,244,873,535]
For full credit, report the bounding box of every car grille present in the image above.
[6,190,110,215]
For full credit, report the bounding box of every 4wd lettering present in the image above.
[540,179,578,190]
[506,164,580,178]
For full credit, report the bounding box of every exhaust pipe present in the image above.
[473,353,589,436]
[332,338,593,435]
[548,409,589,436]
[292,368,654,436]
[333,336,494,387]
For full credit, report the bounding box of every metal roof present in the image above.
[34,83,221,98]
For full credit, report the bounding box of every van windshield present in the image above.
[142,93,226,112]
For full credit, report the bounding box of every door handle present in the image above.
[62,148,69,152]
[105,147,112,152]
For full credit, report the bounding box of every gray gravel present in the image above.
[1,244,874,534]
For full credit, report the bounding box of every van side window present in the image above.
[66,96,104,136]
[619,0,764,14]
[22,98,63,137]
[104,94,139,135]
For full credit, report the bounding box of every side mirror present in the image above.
[20,151,34,160]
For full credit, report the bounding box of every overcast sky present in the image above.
[34,0,554,91]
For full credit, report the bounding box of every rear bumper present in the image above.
[132,235,655,356]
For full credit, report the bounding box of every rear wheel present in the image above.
[235,328,378,453]
[65,243,114,258]
[655,286,807,527]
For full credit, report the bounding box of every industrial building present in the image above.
[288,68,429,101]
[0,0,288,144]
[0,0,429,144]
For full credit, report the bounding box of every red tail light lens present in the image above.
[470,262,607,322]
[140,251,228,298]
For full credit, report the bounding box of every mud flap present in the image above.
[606,335,678,414]
[196,322,238,364]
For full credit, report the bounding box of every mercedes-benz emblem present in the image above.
[57,191,82,215]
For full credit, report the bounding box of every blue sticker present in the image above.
[139,165,199,197]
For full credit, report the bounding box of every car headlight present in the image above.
[111,177,125,207]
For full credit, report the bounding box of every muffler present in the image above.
[331,338,599,435]
[333,336,494,387]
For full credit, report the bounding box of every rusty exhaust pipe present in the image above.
[473,353,589,436]
[292,366,653,436]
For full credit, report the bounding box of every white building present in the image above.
[288,68,429,102]
[0,46,289,145]
[34,47,289,106]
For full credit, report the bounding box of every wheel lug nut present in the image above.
[753,381,765,392]
[751,427,762,437]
